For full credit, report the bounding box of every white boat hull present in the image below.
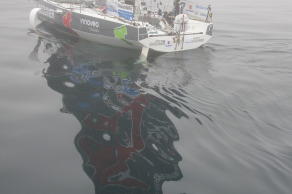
[140,34,211,52]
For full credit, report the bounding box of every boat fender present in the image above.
[29,8,42,32]
[174,14,189,32]
[174,14,189,24]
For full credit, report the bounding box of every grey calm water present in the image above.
[1,0,292,194]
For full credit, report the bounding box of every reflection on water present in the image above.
[31,24,188,194]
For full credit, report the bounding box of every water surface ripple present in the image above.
[0,0,292,194]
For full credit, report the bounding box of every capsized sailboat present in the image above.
[29,0,213,57]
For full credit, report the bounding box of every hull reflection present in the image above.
[30,24,187,194]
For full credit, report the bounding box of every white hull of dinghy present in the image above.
[140,34,212,53]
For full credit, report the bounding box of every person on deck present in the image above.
[174,0,181,16]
